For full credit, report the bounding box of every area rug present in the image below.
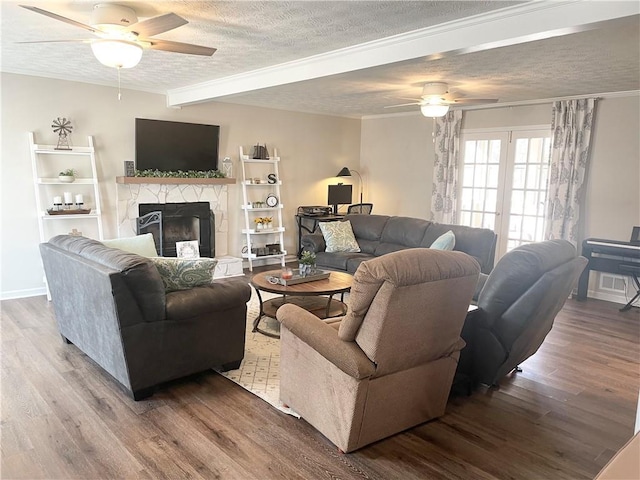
[217,290,301,417]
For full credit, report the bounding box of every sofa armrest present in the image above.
[301,233,326,253]
[276,304,375,380]
[165,278,251,321]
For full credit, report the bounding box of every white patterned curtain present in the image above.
[430,110,463,224]
[545,98,596,245]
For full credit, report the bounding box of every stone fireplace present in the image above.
[116,181,229,256]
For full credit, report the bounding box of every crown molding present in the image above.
[167,1,640,106]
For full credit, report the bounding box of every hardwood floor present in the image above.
[1,290,638,479]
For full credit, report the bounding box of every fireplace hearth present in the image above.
[138,202,215,258]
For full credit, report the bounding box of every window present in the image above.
[459,128,551,261]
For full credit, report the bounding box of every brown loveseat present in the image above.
[301,214,497,274]
[40,235,251,400]
[276,248,480,452]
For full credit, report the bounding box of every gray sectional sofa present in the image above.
[301,214,497,274]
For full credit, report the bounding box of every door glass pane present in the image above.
[515,139,528,163]
[464,141,477,163]
[487,165,500,188]
[512,165,526,189]
[526,164,540,189]
[489,140,501,163]
[524,191,538,215]
[483,214,495,230]
[474,164,487,186]
[461,188,473,210]
[463,165,475,187]
[511,190,524,214]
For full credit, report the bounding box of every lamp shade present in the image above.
[91,39,143,69]
[336,167,352,177]
[420,104,450,118]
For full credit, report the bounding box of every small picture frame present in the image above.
[176,240,200,258]
[124,161,135,177]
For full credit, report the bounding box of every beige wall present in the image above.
[360,113,434,218]
[585,96,640,241]
[0,73,361,298]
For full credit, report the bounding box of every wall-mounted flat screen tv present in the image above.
[135,118,220,172]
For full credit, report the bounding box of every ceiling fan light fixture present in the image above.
[420,104,449,118]
[91,39,143,69]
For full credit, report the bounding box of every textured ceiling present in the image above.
[1,1,639,117]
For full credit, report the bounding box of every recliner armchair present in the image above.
[276,248,480,452]
[457,239,587,387]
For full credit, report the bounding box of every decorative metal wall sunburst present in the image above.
[52,117,73,150]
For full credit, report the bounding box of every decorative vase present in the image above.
[58,175,75,183]
[256,223,263,231]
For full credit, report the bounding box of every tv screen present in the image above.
[135,118,220,172]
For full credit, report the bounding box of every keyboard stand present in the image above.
[619,264,640,312]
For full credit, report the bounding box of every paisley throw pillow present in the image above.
[151,257,217,292]
[319,220,361,253]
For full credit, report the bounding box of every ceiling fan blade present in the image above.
[127,13,187,37]
[19,5,100,34]
[451,98,499,105]
[143,38,216,56]
[16,39,92,44]
[384,102,422,108]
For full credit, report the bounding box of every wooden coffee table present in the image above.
[250,270,354,338]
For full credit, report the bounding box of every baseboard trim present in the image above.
[587,289,631,306]
[1,287,48,301]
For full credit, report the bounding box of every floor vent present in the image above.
[599,274,626,293]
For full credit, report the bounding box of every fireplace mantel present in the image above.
[116,176,236,185]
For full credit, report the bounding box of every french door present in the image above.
[459,128,552,260]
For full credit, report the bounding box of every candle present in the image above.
[53,196,62,204]
[75,194,84,204]
[63,192,73,204]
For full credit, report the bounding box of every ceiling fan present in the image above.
[385,82,498,117]
[18,3,216,69]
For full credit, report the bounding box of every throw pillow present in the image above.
[151,257,218,292]
[319,220,361,253]
[430,230,456,251]
[102,233,158,257]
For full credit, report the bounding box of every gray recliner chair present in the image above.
[457,239,587,387]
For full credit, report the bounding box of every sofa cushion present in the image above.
[421,223,497,273]
[320,220,361,253]
[346,214,390,254]
[102,233,158,257]
[375,217,431,256]
[430,230,456,251]
[315,252,356,271]
[151,257,218,292]
[346,255,374,273]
